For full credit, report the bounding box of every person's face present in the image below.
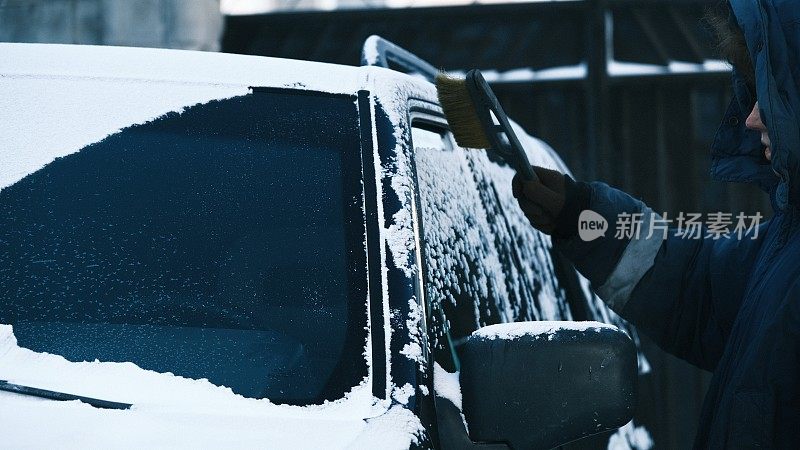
[745,101,772,161]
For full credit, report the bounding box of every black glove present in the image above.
[512,166,590,238]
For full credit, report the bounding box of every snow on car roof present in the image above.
[0,43,365,94]
[0,43,389,192]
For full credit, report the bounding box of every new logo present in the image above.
[578,210,607,241]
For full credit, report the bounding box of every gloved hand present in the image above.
[512,166,591,238]
[511,166,567,235]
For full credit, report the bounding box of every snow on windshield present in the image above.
[0,72,246,192]
[0,324,422,449]
[0,43,363,193]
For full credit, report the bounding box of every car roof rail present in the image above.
[361,35,439,83]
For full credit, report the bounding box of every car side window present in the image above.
[413,120,580,359]
[412,123,509,366]
[466,148,573,321]
[0,90,370,404]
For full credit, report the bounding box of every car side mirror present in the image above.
[459,321,637,449]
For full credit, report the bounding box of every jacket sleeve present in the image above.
[554,181,768,371]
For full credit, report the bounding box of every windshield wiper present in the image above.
[0,380,131,410]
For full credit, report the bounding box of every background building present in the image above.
[0,0,222,50]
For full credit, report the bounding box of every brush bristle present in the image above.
[435,72,491,149]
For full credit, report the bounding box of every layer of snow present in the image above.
[385,159,417,279]
[433,362,469,433]
[391,383,415,405]
[415,135,514,327]
[532,63,587,80]
[480,63,587,83]
[0,76,247,191]
[362,35,381,66]
[607,421,654,450]
[702,59,732,71]
[346,405,424,450]
[446,64,586,84]
[470,125,573,321]
[0,43,365,192]
[0,43,363,93]
[608,59,731,77]
[472,320,617,340]
[433,363,461,412]
[0,325,425,449]
[400,298,425,368]
[446,58,725,84]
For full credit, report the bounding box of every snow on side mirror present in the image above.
[459,321,637,449]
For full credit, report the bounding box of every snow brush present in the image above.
[435,69,539,182]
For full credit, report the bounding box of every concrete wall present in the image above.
[0,0,222,51]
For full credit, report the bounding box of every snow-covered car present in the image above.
[0,38,639,449]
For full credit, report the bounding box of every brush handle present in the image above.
[465,69,539,183]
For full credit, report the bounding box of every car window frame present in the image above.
[407,100,466,373]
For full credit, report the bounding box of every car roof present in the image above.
[0,42,372,95]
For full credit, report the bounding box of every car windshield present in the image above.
[0,89,368,405]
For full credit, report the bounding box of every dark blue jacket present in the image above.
[554,1,800,448]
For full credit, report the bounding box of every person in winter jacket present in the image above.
[512,1,800,448]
